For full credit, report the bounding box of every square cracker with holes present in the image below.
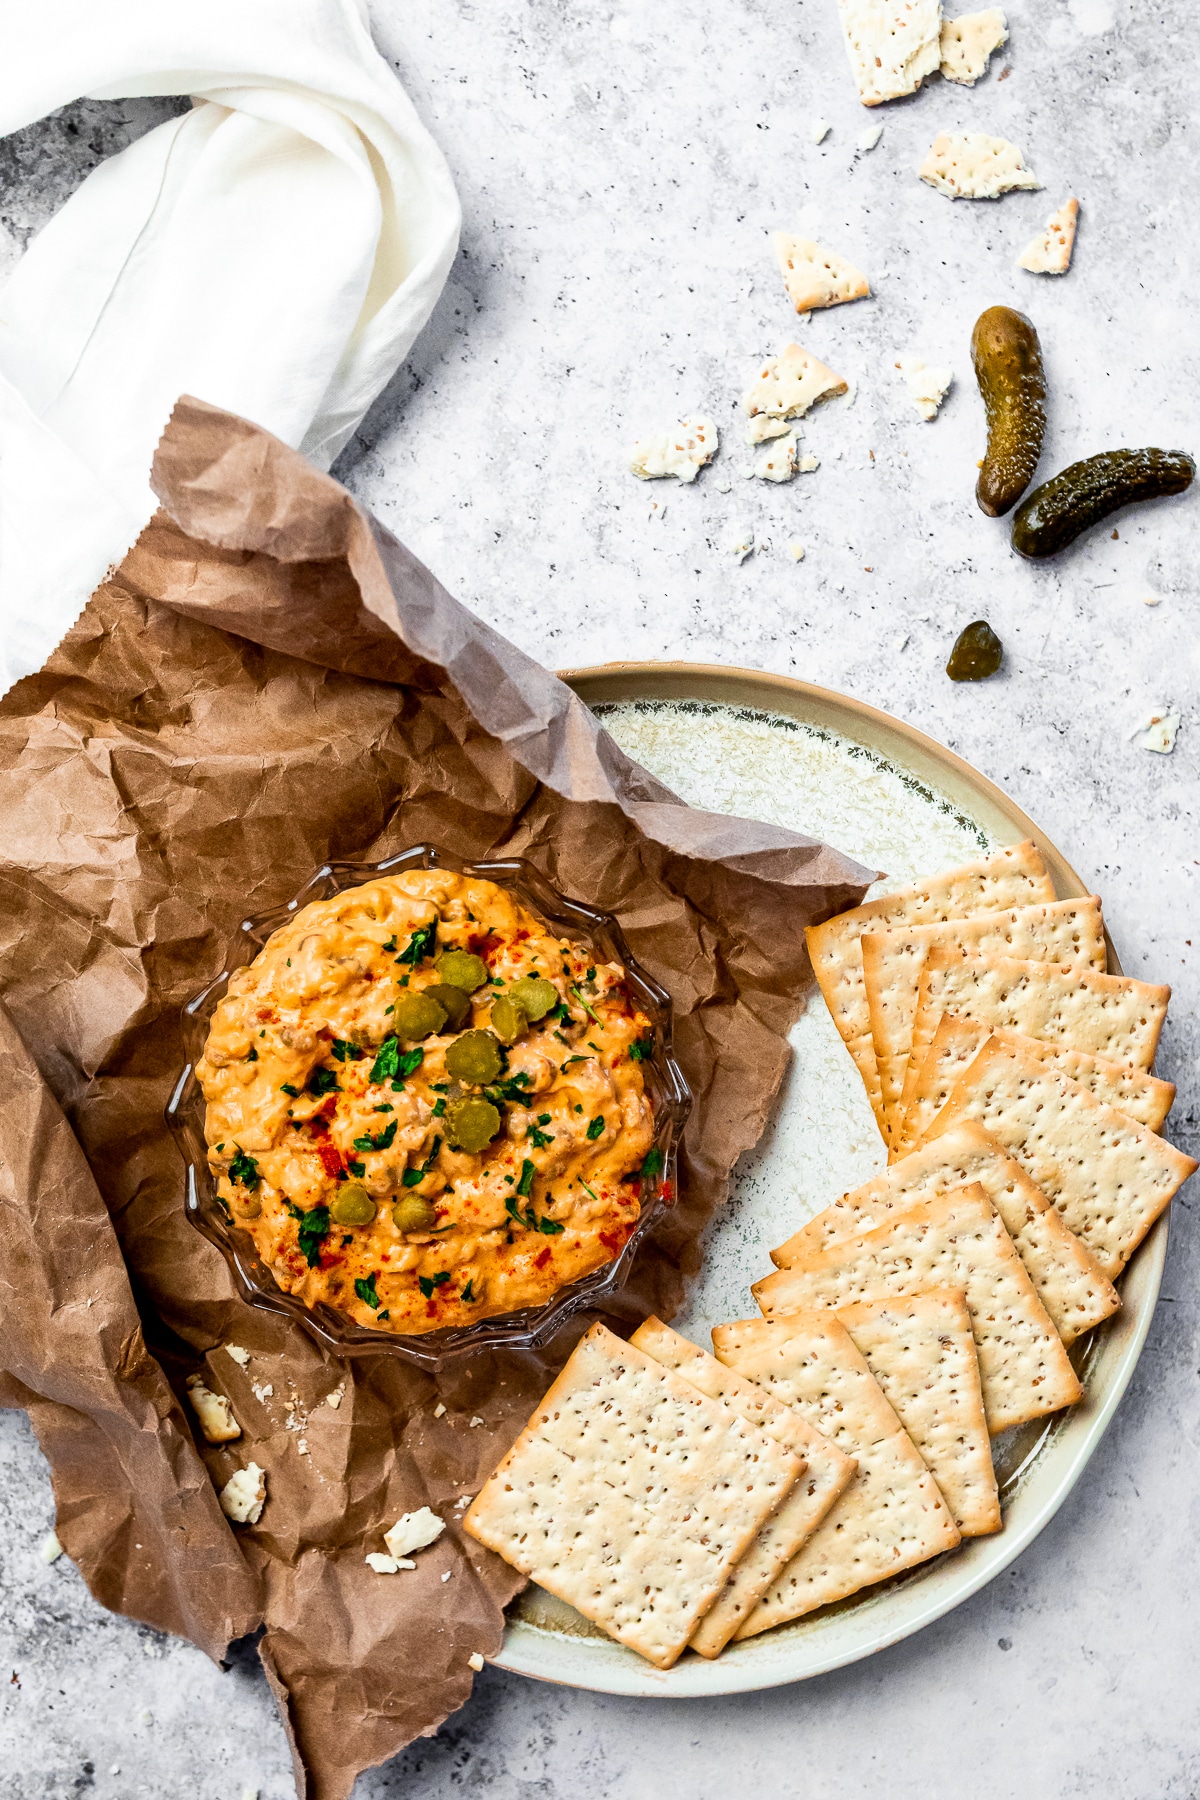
[837,0,942,105]
[771,1119,1119,1348]
[861,895,1106,1141]
[462,1323,803,1669]
[630,1317,855,1657]
[754,1184,1082,1433]
[907,952,1170,1088]
[772,234,870,314]
[806,841,1055,1136]
[920,1039,1198,1279]
[837,1289,1000,1537]
[712,1313,960,1633]
[893,1017,1175,1161]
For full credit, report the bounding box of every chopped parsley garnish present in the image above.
[628,1034,654,1061]
[280,1083,300,1098]
[382,936,397,952]
[504,1192,564,1235]
[587,1041,601,1053]
[342,1234,354,1247]
[461,1279,476,1303]
[286,1202,330,1267]
[246,1046,258,1062]
[229,1148,261,1190]
[418,1271,452,1299]
[397,1047,425,1080]
[430,1082,450,1093]
[580,1180,600,1204]
[401,1136,443,1188]
[571,985,601,1024]
[378,1310,390,1321]
[354,1273,381,1309]
[353,1118,398,1153]
[432,1098,446,1117]
[369,1035,399,1083]
[561,1055,586,1070]
[373,1103,394,1114]
[641,1147,664,1182]
[546,1000,570,1024]
[586,966,596,982]
[397,921,437,966]
[331,1038,364,1063]
[529,1119,554,1149]
[346,1159,366,1178]
[306,1066,340,1097]
[517,1159,536,1197]
[483,1073,534,1106]
[586,1116,605,1141]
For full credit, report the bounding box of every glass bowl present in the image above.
[166,845,693,1371]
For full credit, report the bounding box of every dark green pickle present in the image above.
[946,621,1003,682]
[972,307,1047,517]
[1012,449,1195,559]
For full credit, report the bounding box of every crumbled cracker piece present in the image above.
[468,1651,485,1671]
[727,527,755,561]
[856,125,883,152]
[753,433,801,482]
[1019,198,1080,274]
[40,1530,64,1564]
[743,343,848,425]
[787,541,807,561]
[219,1464,266,1525]
[186,1375,241,1445]
[1130,704,1180,754]
[894,354,954,420]
[224,1345,251,1367]
[772,235,870,314]
[433,1401,446,1418]
[629,418,718,482]
[809,118,831,143]
[919,133,1040,199]
[384,1507,445,1559]
[365,1552,415,1574]
[325,1383,345,1410]
[837,0,942,105]
[939,9,1008,83]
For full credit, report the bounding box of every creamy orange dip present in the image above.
[197,870,657,1335]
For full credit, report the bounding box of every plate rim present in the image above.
[493,661,1165,1696]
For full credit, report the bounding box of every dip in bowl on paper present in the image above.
[194,863,671,1340]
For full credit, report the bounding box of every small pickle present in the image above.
[1012,448,1196,559]
[391,991,448,1040]
[972,306,1047,517]
[446,1096,502,1153]
[423,982,471,1029]
[508,975,559,1021]
[392,1193,437,1233]
[331,1184,376,1226]
[490,993,528,1044]
[946,620,1003,681]
[437,950,489,993]
[444,1029,504,1086]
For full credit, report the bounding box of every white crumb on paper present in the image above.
[798,454,820,473]
[251,1382,274,1403]
[297,1439,308,1456]
[384,1508,446,1558]
[714,479,732,493]
[1130,703,1180,753]
[809,118,831,143]
[787,541,807,561]
[1143,594,1161,607]
[433,1402,446,1417]
[629,417,717,482]
[856,124,883,152]
[224,1345,251,1367]
[325,1384,345,1410]
[727,527,755,561]
[468,1416,484,1429]
[441,1570,452,1582]
[365,1552,416,1574]
[40,1530,64,1564]
[468,1652,485,1671]
[219,1464,266,1526]
[894,354,954,419]
[186,1375,241,1444]
[455,1494,474,1508]
[744,414,795,445]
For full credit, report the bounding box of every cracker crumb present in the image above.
[325,1383,345,1410]
[365,1552,416,1574]
[441,1569,452,1582]
[1143,595,1161,606]
[40,1531,63,1564]
[219,1464,266,1526]
[1130,704,1180,754]
[809,118,831,144]
[798,454,820,473]
[433,1401,446,1418]
[251,1382,274,1403]
[919,132,1040,200]
[894,354,954,420]
[752,432,800,482]
[727,527,755,562]
[468,1415,484,1429]
[224,1345,251,1366]
[385,1507,446,1558]
[629,417,718,482]
[468,1652,485,1672]
[186,1375,241,1445]
[856,125,883,153]
[297,1439,309,1456]
[787,541,807,562]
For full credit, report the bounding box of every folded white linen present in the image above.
[0,0,460,693]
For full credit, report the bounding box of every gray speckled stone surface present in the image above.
[2,1,1197,1794]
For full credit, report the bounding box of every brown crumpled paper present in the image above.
[0,397,874,1799]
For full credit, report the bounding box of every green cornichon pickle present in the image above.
[489,993,528,1044]
[1012,449,1196,559]
[392,1193,437,1233]
[946,620,1004,682]
[445,1096,502,1153]
[444,1028,504,1086]
[972,306,1047,517]
[422,982,471,1029]
[391,991,448,1040]
[437,950,489,993]
[331,1184,377,1226]
[508,975,559,1022]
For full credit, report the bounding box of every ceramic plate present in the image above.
[493,663,1165,1696]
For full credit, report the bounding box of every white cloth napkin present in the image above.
[0,0,460,693]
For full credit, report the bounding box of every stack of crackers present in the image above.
[465,843,1195,1665]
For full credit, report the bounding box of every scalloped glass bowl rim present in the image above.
[166,845,692,1371]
